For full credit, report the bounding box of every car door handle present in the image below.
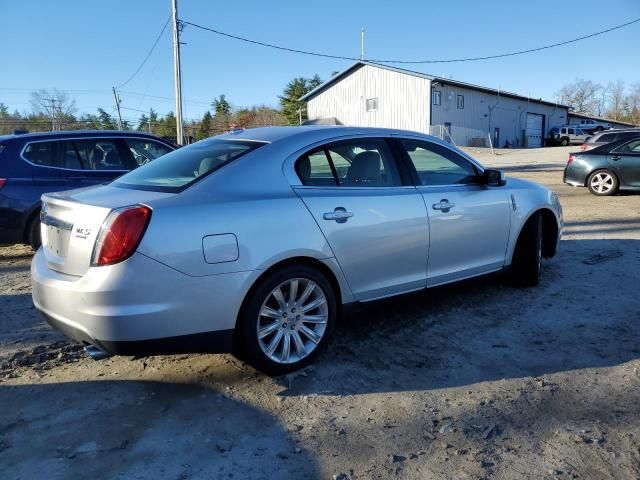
[323,208,354,223]
[611,156,621,161]
[432,199,455,212]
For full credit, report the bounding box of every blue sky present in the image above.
[1,0,639,123]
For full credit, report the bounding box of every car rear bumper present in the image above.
[563,165,588,187]
[31,249,254,356]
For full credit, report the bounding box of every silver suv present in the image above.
[549,126,587,146]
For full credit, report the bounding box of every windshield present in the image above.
[113,139,266,192]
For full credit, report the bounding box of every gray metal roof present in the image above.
[300,61,568,109]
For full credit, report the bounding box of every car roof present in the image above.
[214,125,444,145]
[587,129,640,142]
[0,130,173,144]
[587,136,639,154]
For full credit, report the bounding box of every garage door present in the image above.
[526,113,544,148]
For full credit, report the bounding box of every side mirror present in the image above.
[483,169,506,187]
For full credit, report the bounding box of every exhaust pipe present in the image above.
[84,345,112,361]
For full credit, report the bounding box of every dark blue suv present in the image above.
[0,130,175,249]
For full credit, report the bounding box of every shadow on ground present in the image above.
[0,380,318,479]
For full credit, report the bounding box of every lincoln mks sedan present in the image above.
[32,126,562,374]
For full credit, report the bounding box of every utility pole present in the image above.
[148,109,152,133]
[360,27,365,60]
[112,87,123,130]
[42,97,57,131]
[172,0,184,145]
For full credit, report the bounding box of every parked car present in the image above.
[580,128,640,151]
[571,118,611,134]
[0,130,175,249]
[548,126,588,146]
[564,137,640,195]
[31,126,562,374]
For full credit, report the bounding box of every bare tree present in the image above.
[30,89,77,130]
[555,79,602,115]
[605,80,627,121]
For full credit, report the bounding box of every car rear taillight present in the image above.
[91,205,151,266]
[0,178,6,190]
[567,154,576,165]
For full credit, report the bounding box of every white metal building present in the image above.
[301,61,570,148]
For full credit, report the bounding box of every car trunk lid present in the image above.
[40,185,174,276]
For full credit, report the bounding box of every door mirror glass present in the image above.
[483,169,506,187]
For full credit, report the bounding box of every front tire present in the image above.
[560,138,569,146]
[237,265,337,375]
[509,213,542,287]
[587,169,618,196]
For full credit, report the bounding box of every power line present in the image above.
[181,16,640,64]
[116,16,171,88]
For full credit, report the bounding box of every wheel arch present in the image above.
[22,202,42,243]
[511,208,559,263]
[238,256,347,320]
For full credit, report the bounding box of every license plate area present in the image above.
[41,213,73,259]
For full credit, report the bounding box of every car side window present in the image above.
[23,141,59,167]
[616,139,640,154]
[296,139,402,187]
[399,139,478,186]
[296,149,337,186]
[598,133,615,143]
[126,138,173,166]
[73,139,126,170]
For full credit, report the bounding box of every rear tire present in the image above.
[587,169,618,196]
[509,213,542,287]
[27,215,41,251]
[236,265,337,375]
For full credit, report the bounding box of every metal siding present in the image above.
[307,65,431,134]
[431,84,568,147]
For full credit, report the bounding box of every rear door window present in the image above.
[125,138,173,166]
[615,139,640,154]
[597,133,616,143]
[73,139,127,170]
[296,139,402,187]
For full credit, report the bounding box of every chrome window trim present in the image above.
[19,136,170,173]
[292,185,418,191]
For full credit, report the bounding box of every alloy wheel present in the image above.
[590,172,614,194]
[256,278,328,364]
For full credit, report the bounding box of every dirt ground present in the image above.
[1,146,639,480]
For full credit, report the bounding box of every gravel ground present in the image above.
[1,146,639,480]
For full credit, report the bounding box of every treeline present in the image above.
[0,76,323,141]
[556,79,640,124]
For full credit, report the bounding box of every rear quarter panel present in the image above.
[135,142,354,303]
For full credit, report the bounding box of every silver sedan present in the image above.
[31,126,563,374]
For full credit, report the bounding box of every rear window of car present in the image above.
[113,139,266,192]
[596,133,616,143]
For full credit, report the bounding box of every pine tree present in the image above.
[279,75,322,125]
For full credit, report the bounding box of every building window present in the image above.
[457,95,464,109]
[365,97,378,112]
[432,90,441,106]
